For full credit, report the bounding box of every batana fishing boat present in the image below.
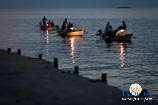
[67,29,84,37]
[40,25,57,31]
[58,27,84,37]
[97,29,133,42]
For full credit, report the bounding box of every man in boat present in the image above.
[47,20,52,28]
[115,21,127,34]
[122,20,127,30]
[42,16,47,26]
[61,18,68,31]
[51,20,55,27]
[105,22,113,37]
[67,22,74,32]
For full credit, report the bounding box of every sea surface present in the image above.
[0,8,158,99]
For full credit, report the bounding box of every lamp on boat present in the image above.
[116,29,127,37]
[70,27,75,31]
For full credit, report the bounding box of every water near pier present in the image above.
[0,8,158,98]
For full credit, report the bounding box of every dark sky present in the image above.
[0,0,158,9]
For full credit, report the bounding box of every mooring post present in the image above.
[17,49,21,55]
[38,54,42,59]
[73,65,79,74]
[54,58,58,69]
[101,73,107,83]
[7,48,11,54]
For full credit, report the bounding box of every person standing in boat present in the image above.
[51,20,55,27]
[61,18,68,30]
[122,20,127,30]
[42,16,47,26]
[105,22,113,36]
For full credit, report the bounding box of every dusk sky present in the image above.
[0,0,158,8]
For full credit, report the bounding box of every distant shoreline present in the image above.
[117,6,132,9]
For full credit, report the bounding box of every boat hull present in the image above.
[102,34,133,42]
[40,25,56,31]
[113,34,133,41]
[58,29,84,37]
[67,30,84,37]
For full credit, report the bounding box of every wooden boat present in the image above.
[103,34,133,42]
[97,29,133,42]
[58,29,84,37]
[40,25,56,31]
[67,29,84,37]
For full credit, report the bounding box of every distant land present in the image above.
[117,6,132,9]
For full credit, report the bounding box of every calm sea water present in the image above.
[0,8,158,98]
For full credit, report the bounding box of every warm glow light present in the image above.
[70,27,75,30]
[120,29,125,33]
[116,29,127,36]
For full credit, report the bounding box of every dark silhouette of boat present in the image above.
[96,29,133,42]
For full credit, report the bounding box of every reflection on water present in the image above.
[45,30,50,57]
[118,43,126,69]
[69,36,82,65]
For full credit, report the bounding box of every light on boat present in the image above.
[70,27,75,31]
[120,29,125,33]
[116,29,127,36]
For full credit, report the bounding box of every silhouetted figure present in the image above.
[42,16,47,26]
[47,20,52,28]
[105,22,113,36]
[62,18,68,30]
[51,20,55,27]
[97,29,103,36]
[67,22,74,31]
[122,20,127,30]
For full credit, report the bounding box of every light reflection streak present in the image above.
[118,43,126,69]
[45,30,49,57]
[69,36,82,65]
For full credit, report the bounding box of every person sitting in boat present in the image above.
[51,20,55,27]
[122,20,127,30]
[47,20,52,28]
[67,22,74,32]
[115,21,127,34]
[96,29,103,36]
[105,22,113,36]
[42,16,47,26]
[61,18,68,30]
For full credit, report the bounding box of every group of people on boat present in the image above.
[61,18,76,32]
[39,16,55,28]
[100,20,127,37]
